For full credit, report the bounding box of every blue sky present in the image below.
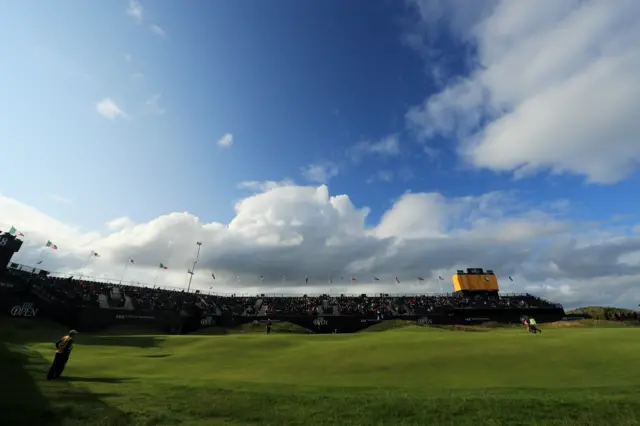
[2,1,640,306]
[2,0,639,230]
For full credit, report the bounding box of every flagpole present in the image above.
[119,260,130,285]
[153,268,160,287]
[187,241,202,293]
[34,251,44,270]
[34,244,48,270]
[81,251,94,278]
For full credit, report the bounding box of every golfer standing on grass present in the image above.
[47,329,78,380]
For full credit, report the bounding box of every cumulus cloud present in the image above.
[49,194,71,204]
[2,186,640,308]
[349,134,401,162]
[217,133,234,148]
[150,24,166,38]
[106,217,135,231]
[366,170,394,184]
[96,98,127,120]
[238,179,295,192]
[126,0,144,24]
[300,162,340,184]
[143,93,165,116]
[406,0,640,184]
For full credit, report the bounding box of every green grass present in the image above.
[1,319,640,426]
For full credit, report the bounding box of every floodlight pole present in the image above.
[187,241,202,293]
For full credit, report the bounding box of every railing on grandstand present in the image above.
[9,263,46,275]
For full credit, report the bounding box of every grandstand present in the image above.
[0,231,566,333]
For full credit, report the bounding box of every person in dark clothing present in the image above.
[266,319,272,335]
[47,329,78,380]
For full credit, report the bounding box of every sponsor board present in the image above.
[115,314,155,320]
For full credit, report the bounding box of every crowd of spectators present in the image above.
[2,267,563,317]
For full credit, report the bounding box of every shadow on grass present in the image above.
[82,335,163,348]
[0,340,134,425]
[59,376,134,384]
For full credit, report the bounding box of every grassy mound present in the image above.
[359,319,417,332]
[566,306,637,318]
[2,319,640,425]
[232,321,312,334]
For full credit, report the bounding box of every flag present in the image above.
[305,276,308,284]
[9,226,23,237]
[187,269,194,275]
[418,277,425,281]
[36,260,43,265]
[236,276,241,281]
[159,263,168,270]
[438,276,444,280]
[91,250,100,257]
[509,276,514,281]
[373,276,380,281]
[211,272,216,280]
[351,277,357,281]
[45,240,58,250]
[260,275,264,281]
[395,277,400,283]
[128,257,135,264]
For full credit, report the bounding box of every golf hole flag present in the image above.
[159,263,168,270]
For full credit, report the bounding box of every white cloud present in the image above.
[300,162,340,184]
[406,0,640,184]
[349,134,401,162]
[217,133,234,148]
[126,0,144,24]
[49,194,71,204]
[150,24,166,38]
[2,186,640,308]
[96,98,127,120]
[238,179,296,192]
[423,146,439,162]
[366,170,394,184]
[143,93,165,116]
[106,217,135,231]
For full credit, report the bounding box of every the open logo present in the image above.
[417,317,432,325]
[11,303,38,317]
[313,317,328,326]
